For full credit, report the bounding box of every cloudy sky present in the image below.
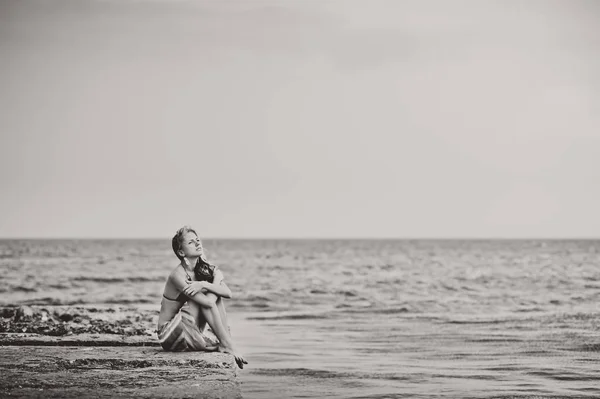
[0,0,598,238]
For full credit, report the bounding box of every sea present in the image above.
[1,239,600,398]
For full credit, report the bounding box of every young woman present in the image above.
[157,226,247,369]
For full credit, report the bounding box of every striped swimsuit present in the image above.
[157,298,218,352]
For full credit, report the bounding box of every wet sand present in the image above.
[0,305,242,398]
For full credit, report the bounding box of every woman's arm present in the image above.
[207,279,232,299]
[213,269,233,299]
[183,279,232,299]
[170,272,216,308]
[213,269,231,299]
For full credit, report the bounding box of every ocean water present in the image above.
[1,239,600,398]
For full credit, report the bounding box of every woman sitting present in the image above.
[157,225,247,369]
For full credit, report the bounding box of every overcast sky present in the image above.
[0,0,598,238]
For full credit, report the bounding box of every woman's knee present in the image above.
[205,292,219,302]
[200,297,217,309]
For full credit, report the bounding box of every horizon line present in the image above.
[1,236,599,241]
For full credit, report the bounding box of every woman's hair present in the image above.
[195,259,216,283]
[171,225,198,261]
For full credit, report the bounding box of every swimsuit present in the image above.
[157,261,220,351]
[162,292,186,302]
[157,306,218,351]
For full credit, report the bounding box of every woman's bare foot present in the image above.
[218,345,248,369]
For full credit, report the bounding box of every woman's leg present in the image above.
[198,293,246,368]
[190,296,230,339]
[186,296,228,344]
[215,296,230,335]
[187,301,208,333]
[158,310,218,352]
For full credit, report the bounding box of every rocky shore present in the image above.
[0,305,242,398]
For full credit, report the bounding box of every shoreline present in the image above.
[0,305,243,399]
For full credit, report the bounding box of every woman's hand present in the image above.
[182,281,208,297]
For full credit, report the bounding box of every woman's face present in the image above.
[179,232,204,259]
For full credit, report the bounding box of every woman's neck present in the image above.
[182,256,198,274]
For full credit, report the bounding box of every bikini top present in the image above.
[162,291,186,302]
[162,264,193,302]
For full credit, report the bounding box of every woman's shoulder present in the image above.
[166,263,185,280]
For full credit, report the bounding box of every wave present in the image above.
[10,286,38,293]
[4,297,158,306]
[229,302,271,310]
[366,307,409,314]
[72,276,164,283]
[229,294,273,310]
[572,343,600,352]
[252,368,342,379]
[252,367,412,382]
[47,284,72,290]
[515,307,545,312]
[583,275,600,281]
[243,295,272,302]
[526,369,598,381]
[309,289,359,297]
[16,297,89,306]
[340,306,410,315]
[445,318,515,325]
[466,337,523,343]
[246,314,328,321]
[104,298,156,305]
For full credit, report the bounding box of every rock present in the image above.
[0,346,242,398]
[0,308,16,319]
[123,327,135,335]
[0,332,159,346]
[59,313,74,322]
[14,306,35,322]
[0,305,242,397]
[3,305,160,337]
